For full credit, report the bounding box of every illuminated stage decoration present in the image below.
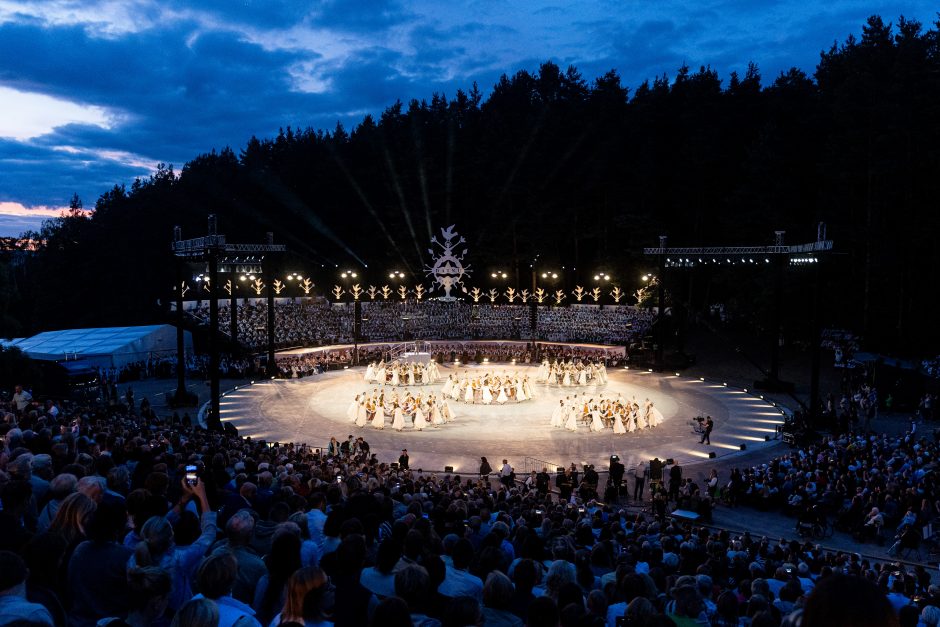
[425,224,471,300]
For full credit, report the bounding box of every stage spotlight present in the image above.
[648,368,653,372]
[699,377,705,381]
[722,382,728,386]
[675,372,681,376]
[708,452,716,459]
[740,443,747,451]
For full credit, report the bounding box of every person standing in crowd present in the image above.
[398,449,409,470]
[669,462,683,502]
[536,467,551,498]
[479,457,493,478]
[11,385,32,415]
[634,460,647,501]
[500,460,514,489]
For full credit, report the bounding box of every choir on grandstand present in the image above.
[192,300,653,349]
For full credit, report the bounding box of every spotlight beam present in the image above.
[330,149,414,273]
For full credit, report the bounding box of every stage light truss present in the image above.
[643,238,832,268]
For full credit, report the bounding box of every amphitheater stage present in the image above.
[218,363,786,474]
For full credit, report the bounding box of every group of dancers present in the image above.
[534,359,608,387]
[347,388,455,431]
[364,360,441,386]
[441,372,534,404]
[550,394,664,434]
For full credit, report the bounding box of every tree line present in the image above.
[1,15,938,355]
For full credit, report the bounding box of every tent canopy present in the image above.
[8,325,191,369]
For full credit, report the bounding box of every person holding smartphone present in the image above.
[128,477,218,613]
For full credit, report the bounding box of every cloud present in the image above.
[0,85,114,140]
[0,0,936,214]
[0,201,71,236]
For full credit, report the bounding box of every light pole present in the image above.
[341,269,361,365]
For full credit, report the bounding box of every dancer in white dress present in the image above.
[562,370,572,387]
[612,409,626,434]
[482,385,493,405]
[355,401,369,428]
[440,399,455,422]
[464,383,474,403]
[392,403,405,431]
[442,375,454,397]
[578,368,588,386]
[430,398,445,426]
[589,405,605,432]
[414,401,429,430]
[391,369,400,386]
[364,364,375,382]
[371,401,385,430]
[550,400,565,428]
[648,402,664,427]
[347,395,360,423]
[496,385,508,404]
[564,404,578,431]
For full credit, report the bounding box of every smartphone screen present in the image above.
[185,465,198,486]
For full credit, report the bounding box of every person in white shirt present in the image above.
[500,460,514,489]
[12,385,32,413]
[438,538,483,601]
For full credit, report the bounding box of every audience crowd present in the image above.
[0,384,932,627]
[190,301,652,350]
[273,343,623,380]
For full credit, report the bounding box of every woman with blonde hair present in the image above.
[128,477,218,612]
[48,492,97,550]
[270,566,332,626]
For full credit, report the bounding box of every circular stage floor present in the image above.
[219,363,786,474]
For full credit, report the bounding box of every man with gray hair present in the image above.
[37,473,78,533]
[210,510,266,603]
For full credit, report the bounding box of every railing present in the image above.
[524,456,565,475]
[385,341,430,362]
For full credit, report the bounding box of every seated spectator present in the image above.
[211,510,267,603]
[360,539,399,598]
[801,574,898,627]
[98,566,171,627]
[482,571,524,627]
[270,566,332,626]
[253,532,302,626]
[0,550,54,626]
[439,538,484,601]
[395,564,441,627]
[67,495,134,627]
[170,597,219,627]
[36,473,77,534]
[192,552,261,627]
[370,596,412,627]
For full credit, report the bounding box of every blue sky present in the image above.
[0,0,935,236]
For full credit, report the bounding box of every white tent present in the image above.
[7,325,191,369]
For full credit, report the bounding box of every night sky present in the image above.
[0,0,935,235]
